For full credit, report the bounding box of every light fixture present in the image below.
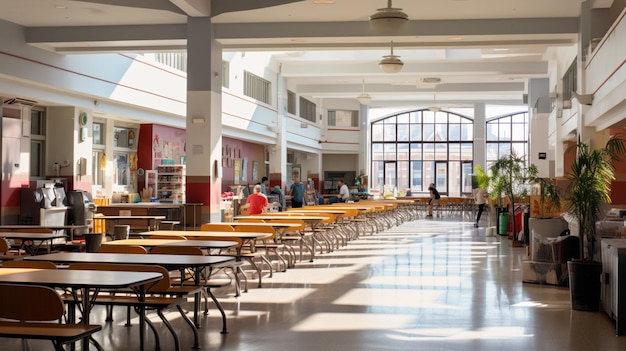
[356,80,372,105]
[369,0,409,36]
[379,41,404,74]
[428,94,442,112]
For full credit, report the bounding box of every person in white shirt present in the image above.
[473,187,487,227]
[338,179,350,202]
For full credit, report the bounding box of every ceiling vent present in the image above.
[421,77,441,84]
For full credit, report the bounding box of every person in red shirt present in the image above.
[246,184,268,215]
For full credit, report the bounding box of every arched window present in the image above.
[485,112,529,170]
[371,110,474,196]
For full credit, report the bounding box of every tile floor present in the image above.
[3,218,626,351]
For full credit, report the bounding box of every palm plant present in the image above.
[566,137,626,261]
[489,152,532,240]
[528,165,562,218]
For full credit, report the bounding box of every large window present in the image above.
[328,110,358,127]
[299,97,316,123]
[371,110,474,196]
[287,90,296,115]
[486,112,529,170]
[244,71,272,105]
[30,108,46,179]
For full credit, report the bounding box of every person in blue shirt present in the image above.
[289,177,305,208]
[260,176,269,196]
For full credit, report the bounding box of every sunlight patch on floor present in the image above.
[227,287,317,304]
[384,326,532,341]
[362,275,462,287]
[332,288,455,309]
[291,313,416,332]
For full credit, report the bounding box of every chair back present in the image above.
[98,245,148,254]
[69,263,170,292]
[234,225,276,241]
[2,260,57,269]
[200,223,234,232]
[150,246,204,256]
[0,238,9,254]
[272,218,305,233]
[0,284,64,321]
[190,236,243,249]
[148,235,187,240]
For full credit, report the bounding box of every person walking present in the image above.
[289,177,305,208]
[473,186,487,227]
[427,183,440,218]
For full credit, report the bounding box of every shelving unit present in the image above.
[157,164,185,203]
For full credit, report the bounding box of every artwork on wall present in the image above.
[252,161,258,182]
[241,158,248,182]
[234,158,242,184]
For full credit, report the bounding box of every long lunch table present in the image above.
[96,215,166,233]
[0,224,89,241]
[234,215,326,231]
[0,231,68,255]
[25,252,234,348]
[213,221,302,240]
[102,238,238,251]
[139,230,272,253]
[0,267,161,351]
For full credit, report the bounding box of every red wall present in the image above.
[221,137,265,193]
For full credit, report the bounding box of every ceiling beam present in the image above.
[25,17,578,48]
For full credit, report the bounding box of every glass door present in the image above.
[435,161,447,194]
[384,161,397,188]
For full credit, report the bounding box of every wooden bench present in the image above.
[0,283,102,351]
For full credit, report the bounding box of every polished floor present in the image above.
[3,217,626,351]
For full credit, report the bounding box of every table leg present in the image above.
[138,285,147,351]
[193,268,200,328]
[81,287,90,351]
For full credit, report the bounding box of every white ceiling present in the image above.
[0,0,613,109]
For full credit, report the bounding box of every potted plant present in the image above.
[489,153,532,243]
[566,136,626,311]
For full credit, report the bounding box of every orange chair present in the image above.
[200,223,234,232]
[98,245,148,254]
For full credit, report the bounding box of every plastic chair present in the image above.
[0,283,102,351]
[200,223,234,232]
[98,245,148,254]
[148,246,231,333]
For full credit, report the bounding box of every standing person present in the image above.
[289,177,305,208]
[473,186,487,227]
[338,179,350,202]
[427,183,440,218]
[246,184,268,215]
[260,176,269,196]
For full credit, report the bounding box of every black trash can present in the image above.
[113,225,130,240]
[84,233,103,253]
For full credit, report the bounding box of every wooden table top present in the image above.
[221,222,301,228]
[0,267,162,289]
[95,215,166,220]
[102,238,237,249]
[140,230,272,240]
[0,232,67,240]
[24,252,233,270]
